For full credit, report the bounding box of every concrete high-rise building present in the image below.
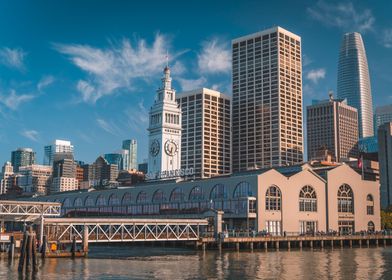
[177,88,231,178]
[147,66,182,179]
[81,156,118,188]
[337,32,373,138]
[44,140,74,166]
[0,162,14,194]
[11,148,36,172]
[17,165,52,195]
[51,157,78,193]
[375,105,392,132]
[378,122,392,208]
[232,26,303,172]
[122,139,137,170]
[307,93,359,162]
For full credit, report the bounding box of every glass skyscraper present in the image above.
[122,139,137,170]
[337,32,373,138]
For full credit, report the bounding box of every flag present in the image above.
[358,157,363,169]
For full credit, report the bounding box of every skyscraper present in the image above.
[232,26,303,172]
[0,162,14,194]
[11,148,36,172]
[378,122,392,208]
[104,150,129,171]
[177,88,231,178]
[307,93,359,162]
[337,32,373,138]
[375,104,392,132]
[44,139,74,166]
[122,139,137,170]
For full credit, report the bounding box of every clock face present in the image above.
[164,140,178,156]
[150,139,160,157]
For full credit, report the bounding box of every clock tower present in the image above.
[147,65,182,180]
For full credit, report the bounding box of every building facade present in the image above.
[81,156,119,188]
[44,140,74,166]
[147,66,182,179]
[51,158,78,193]
[35,164,380,234]
[337,32,373,138]
[378,122,392,208]
[17,165,52,195]
[307,94,359,162]
[232,26,303,172]
[375,104,392,133]
[104,150,129,171]
[122,139,137,170]
[177,88,231,178]
[0,162,14,194]
[11,148,36,172]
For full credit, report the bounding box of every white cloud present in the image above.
[307,1,375,33]
[177,77,207,91]
[55,34,174,103]
[0,90,35,110]
[20,130,39,142]
[306,68,326,84]
[0,47,26,70]
[124,100,149,133]
[171,61,186,75]
[37,76,55,91]
[303,54,313,67]
[96,118,121,136]
[383,29,392,48]
[198,39,231,74]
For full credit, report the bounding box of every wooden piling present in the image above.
[299,240,302,249]
[83,225,89,256]
[18,231,28,272]
[41,236,47,259]
[340,240,343,248]
[32,233,38,273]
[275,241,279,250]
[310,240,313,249]
[376,239,379,247]
[366,239,370,248]
[249,242,253,251]
[8,235,15,260]
[320,240,324,249]
[287,241,291,250]
[71,235,77,258]
[264,241,268,251]
[25,227,33,273]
[235,242,240,251]
[349,240,352,248]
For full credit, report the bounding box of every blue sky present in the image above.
[0,0,391,165]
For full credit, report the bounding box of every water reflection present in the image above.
[0,246,391,279]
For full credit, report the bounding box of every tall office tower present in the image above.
[378,122,392,208]
[81,156,118,188]
[147,66,182,179]
[44,139,74,166]
[104,150,129,171]
[375,105,392,131]
[122,139,137,170]
[232,27,303,172]
[51,158,77,193]
[337,32,373,138]
[0,162,14,194]
[307,93,359,162]
[177,88,231,178]
[17,165,52,195]
[11,148,36,172]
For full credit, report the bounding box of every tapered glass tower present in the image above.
[337,32,373,138]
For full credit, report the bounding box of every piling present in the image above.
[384,239,387,247]
[320,240,324,249]
[71,235,77,258]
[349,240,352,248]
[264,241,268,251]
[340,240,343,248]
[18,231,28,272]
[299,240,302,249]
[249,242,253,251]
[376,239,379,247]
[287,241,291,250]
[275,241,279,250]
[8,235,15,260]
[41,236,47,259]
[366,239,370,248]
[235,242,240,251]
[310,240,313,249]
[83,225,89,256]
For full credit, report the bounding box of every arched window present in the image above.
[210,184,227,200]
[152,190,166,203]
[63,198,71,208]
[337,184,354,213]
[136,191,147,203]
[170,187,184,202]
[299,185,317,212]
[74,197,83,207]
[367,221,375,232]
[233,182,253,198]
[367,194,374,215]
[121,192,131,205]
[266,186,281,211]
[189,186,204,201]
[108,194,120,206]
[85,196,94,207]
[96,195,107,207]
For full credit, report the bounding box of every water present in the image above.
[2,245,392,279]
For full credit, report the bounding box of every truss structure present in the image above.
[43,218,208,243]
[0,201,61,221]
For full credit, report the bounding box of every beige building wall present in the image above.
[326,164,380,232]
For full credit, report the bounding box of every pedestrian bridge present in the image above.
[43,218,209,244]
[0,200,61,222]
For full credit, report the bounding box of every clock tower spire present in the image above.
[147,64,182,180]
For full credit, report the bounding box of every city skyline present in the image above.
[0,1,391,165]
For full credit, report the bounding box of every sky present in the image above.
[0,0,391,165]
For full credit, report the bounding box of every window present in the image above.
[170,187,184,202]
[108,194,120,206]
[266,186,281,211]
[152,190,166,203]
[366,194,374,215]
[189,186,204,201]
[265,220,281,236]
[299,221,318,234]
[337,184,354,213]
[85,196,94,207]
[210,184,227,200]
[367,221,375,232]
[74,197,83,207]
[299,185,317,212]
[233,181,253,198]
[121,193,132,205]
[136,191,147,203]
[63,198,71,208]
[96,195,107,206]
